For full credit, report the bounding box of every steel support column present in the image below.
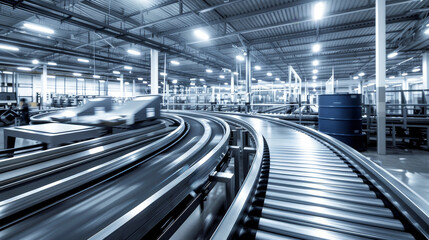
[41,65,47,109]
[376,0,386,154]
[151,49,159,95]
[245,51,252,112]
[423,52,429,90]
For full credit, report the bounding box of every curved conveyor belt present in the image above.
[210,113,429,240]
[0,113,230,240]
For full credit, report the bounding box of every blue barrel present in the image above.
[318,94,364,150]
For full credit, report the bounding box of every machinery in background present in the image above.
[0,92,19,126]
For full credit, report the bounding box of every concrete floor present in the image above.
[1,125,428,204]
[363,147,429,202]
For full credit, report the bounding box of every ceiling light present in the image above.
[3,71,13,74]
[190,78,197,81]
[125,82,129,85]
[47,75,56,79]
[387,52,398,59]
[190,82,196,86]
[127,49,141,56]
[194,29,210,40]
[160,72,167,76]
[312,83,317,88]
[32,59,39,64]
[275,77,280,81]
[143,81,148,84]
[313,2,325,21]
[124,66,133,70]
[312,60,319,66]
[206,69,213,73]
[267,72,272,76]
[224,82,228,85]
[172,79,178,84]
[254,65,261,70]
[17,67,31,71]
[73,73,82,76]
[312,69,318,74]
[138,77,143,80]
[389,75,395,79]
[0,44,19,51]
[258,80,262,83]
[236,55,245,61]
[170,60,180,65]
[93,75,100,78]
[48,62,57,66]
[99,80,105,83]
[252,78,256,81]
[200,78,205,81]
[425,28,429,35]
[312,75,317,80]
[401,72,408,76]
[412,67,421,72]
[312,43,321,53]
[113,71,120,74]
[219,75,225,79]
[233,72,239,75]
[353,76,359,80]
[117,77,123,81]
[77,58,89,63]
[23,23,54,34]
[358,72,365,77]
[77,78,85,81]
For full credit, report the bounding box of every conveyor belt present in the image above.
[210,113,428,240]
[0,113,230,239]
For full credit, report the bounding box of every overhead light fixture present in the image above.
[219,75,225,79]
[353,76,359,80]
[190,82,196,86]
[194,29,210,40]
[252,78,256,81]
[254,65,261,70]
[312,75,317,80]
[266,72,272,76]
[99,80,105,83]
[47,75,56,79]
[73,73,82,76]
[125,82,130,85]
[258,80,262,83]
[224,82,228,85]
[124,66,133,70]
[190,78,197,81]
[143,81,148,84]
[127,49,141,56]
[77,58,89,63]
[358,72,365,77]
[425,28,429,35]
[206,69,213,73]
[0,44,19,51]
[312,69,318,74]
[160,72,167,76]
[312,60,319,66]
[233,72,238,76]
[387,52,398,59]
[313,2,325,21]
[172,79,178,84]
[236,55,245,61]
[312,43,321,53]
[138,77,143,80]
[23,22,54,34]
[401,72,408,76]
[93,75,100,78]
[312,83,317,88]
[199,78,205,81]
[113,71,120,74]
[17,67,31,71]
[170,60,180,65]
[117,77,123,81]
[48,62,57,66]
[389,75,395,79]
[412,67,421,72]
[3,71,13,74]
[77,78,85,81]
[275,77,280,81]
[281,81,285,84]
[32,59,39,64]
